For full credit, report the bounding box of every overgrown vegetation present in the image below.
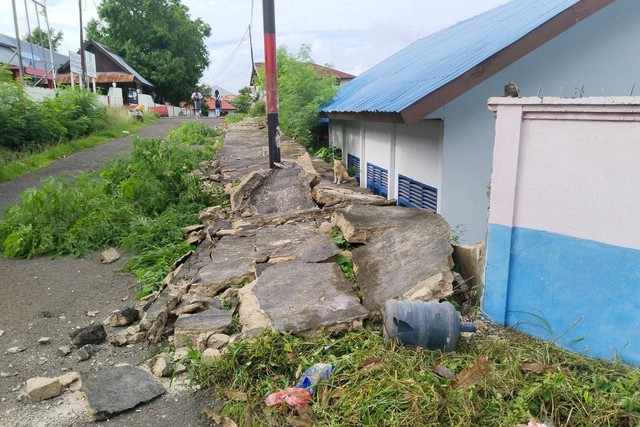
[0,121,225,298]
[253,45,339,147]
[225,113,247,124]
[178,326,640,426]
[232,86,253,114]
[0,106,151,182]
[0,75,109,152]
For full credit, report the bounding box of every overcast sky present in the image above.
[2,0,511,93]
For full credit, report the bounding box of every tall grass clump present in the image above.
[0,77,108,152]
[0,121,225,298]
[181,326,640,427]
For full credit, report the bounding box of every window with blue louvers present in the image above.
[366,163,388,197]
[397,174,437,212]
[347,154,360,183]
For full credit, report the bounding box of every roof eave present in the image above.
[323,111,405,124]
[399,0,616,125]
[327,0,615,126]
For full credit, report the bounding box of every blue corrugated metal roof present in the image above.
[0,33,68,69]
[322,0,583,114]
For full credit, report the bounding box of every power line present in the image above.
[207,26,249,82]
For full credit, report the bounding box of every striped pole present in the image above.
[262,0,281,167]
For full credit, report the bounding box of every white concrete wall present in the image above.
[488,97,640,249]
[395,119,443,210]
[23,86,55,102]
[483,96,640,365]
[439,0,640,243]
[137,94,154,109]
[364,122,391,171]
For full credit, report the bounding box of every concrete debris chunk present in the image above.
[100,247,121,264]
[173,308,233,348]
[26,377,62,402]
[81,365,165,421]
[70,324,106,347]
[147,354,174,378]
[103,307,140,327]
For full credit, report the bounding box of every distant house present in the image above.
[0,33,67,88]
[251,62,355,88]
[58,40,154,104]
[321,0,636,245]
[205,97,236,116]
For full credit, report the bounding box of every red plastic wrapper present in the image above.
[264,387,312,407]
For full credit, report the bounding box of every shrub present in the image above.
[248,99,266,117]
[0,82,108,152]
[0,121,224,297]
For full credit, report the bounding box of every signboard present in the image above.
[69,51,82,74]
[85,51,97,78]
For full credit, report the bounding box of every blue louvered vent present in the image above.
[347,154,360,183]
[397,174,437,212]
[366,163,388,197]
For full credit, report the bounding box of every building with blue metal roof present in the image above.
[322,0,636,246]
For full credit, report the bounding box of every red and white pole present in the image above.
[262,0,281,167]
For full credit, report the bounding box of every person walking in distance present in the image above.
[191,87,203,117]
[214,89,222,117]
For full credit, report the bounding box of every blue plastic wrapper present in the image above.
[295,363,335,395]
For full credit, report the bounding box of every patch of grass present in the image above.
[225,113,247,124]
[0,121,225,298]
[185,326,640,426]
[0,107,154,183]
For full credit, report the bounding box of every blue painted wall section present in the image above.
[484,224,640,365]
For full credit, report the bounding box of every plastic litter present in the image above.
[264,387,312,407]
[296,363,335,395]
[264,363,335,407]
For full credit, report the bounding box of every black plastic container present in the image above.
[383,300,477,351]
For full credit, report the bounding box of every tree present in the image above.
[86,0,211,104]
[232,86,252,114]
[23,28,63,51]
[254,45,339,146]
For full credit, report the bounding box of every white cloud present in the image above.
[1,0,511,95]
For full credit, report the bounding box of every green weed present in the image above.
[183,325,640,426]
[0,121,225,298]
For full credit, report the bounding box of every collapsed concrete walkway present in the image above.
[136,118,455,350]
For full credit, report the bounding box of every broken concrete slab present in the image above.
[82,365,165,421]
[452,241,486,286]
[237,162,319,216]
[246,262,368,337]
[334,204,442,244]
[191,222,321,297]
[312,185,392,208]
[237,281,272,335]
[294,152,321,188]
[268,232,341,264]
[351,214,454,312]
[173,308,233,348]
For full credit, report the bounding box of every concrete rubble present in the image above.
[137,118,455,352]
[2,119,462,423]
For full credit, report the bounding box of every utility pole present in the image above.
[78,0,85,88]
[11,0,25,79]
[262,0,280,168]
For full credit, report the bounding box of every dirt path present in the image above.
[0,118,223,426]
